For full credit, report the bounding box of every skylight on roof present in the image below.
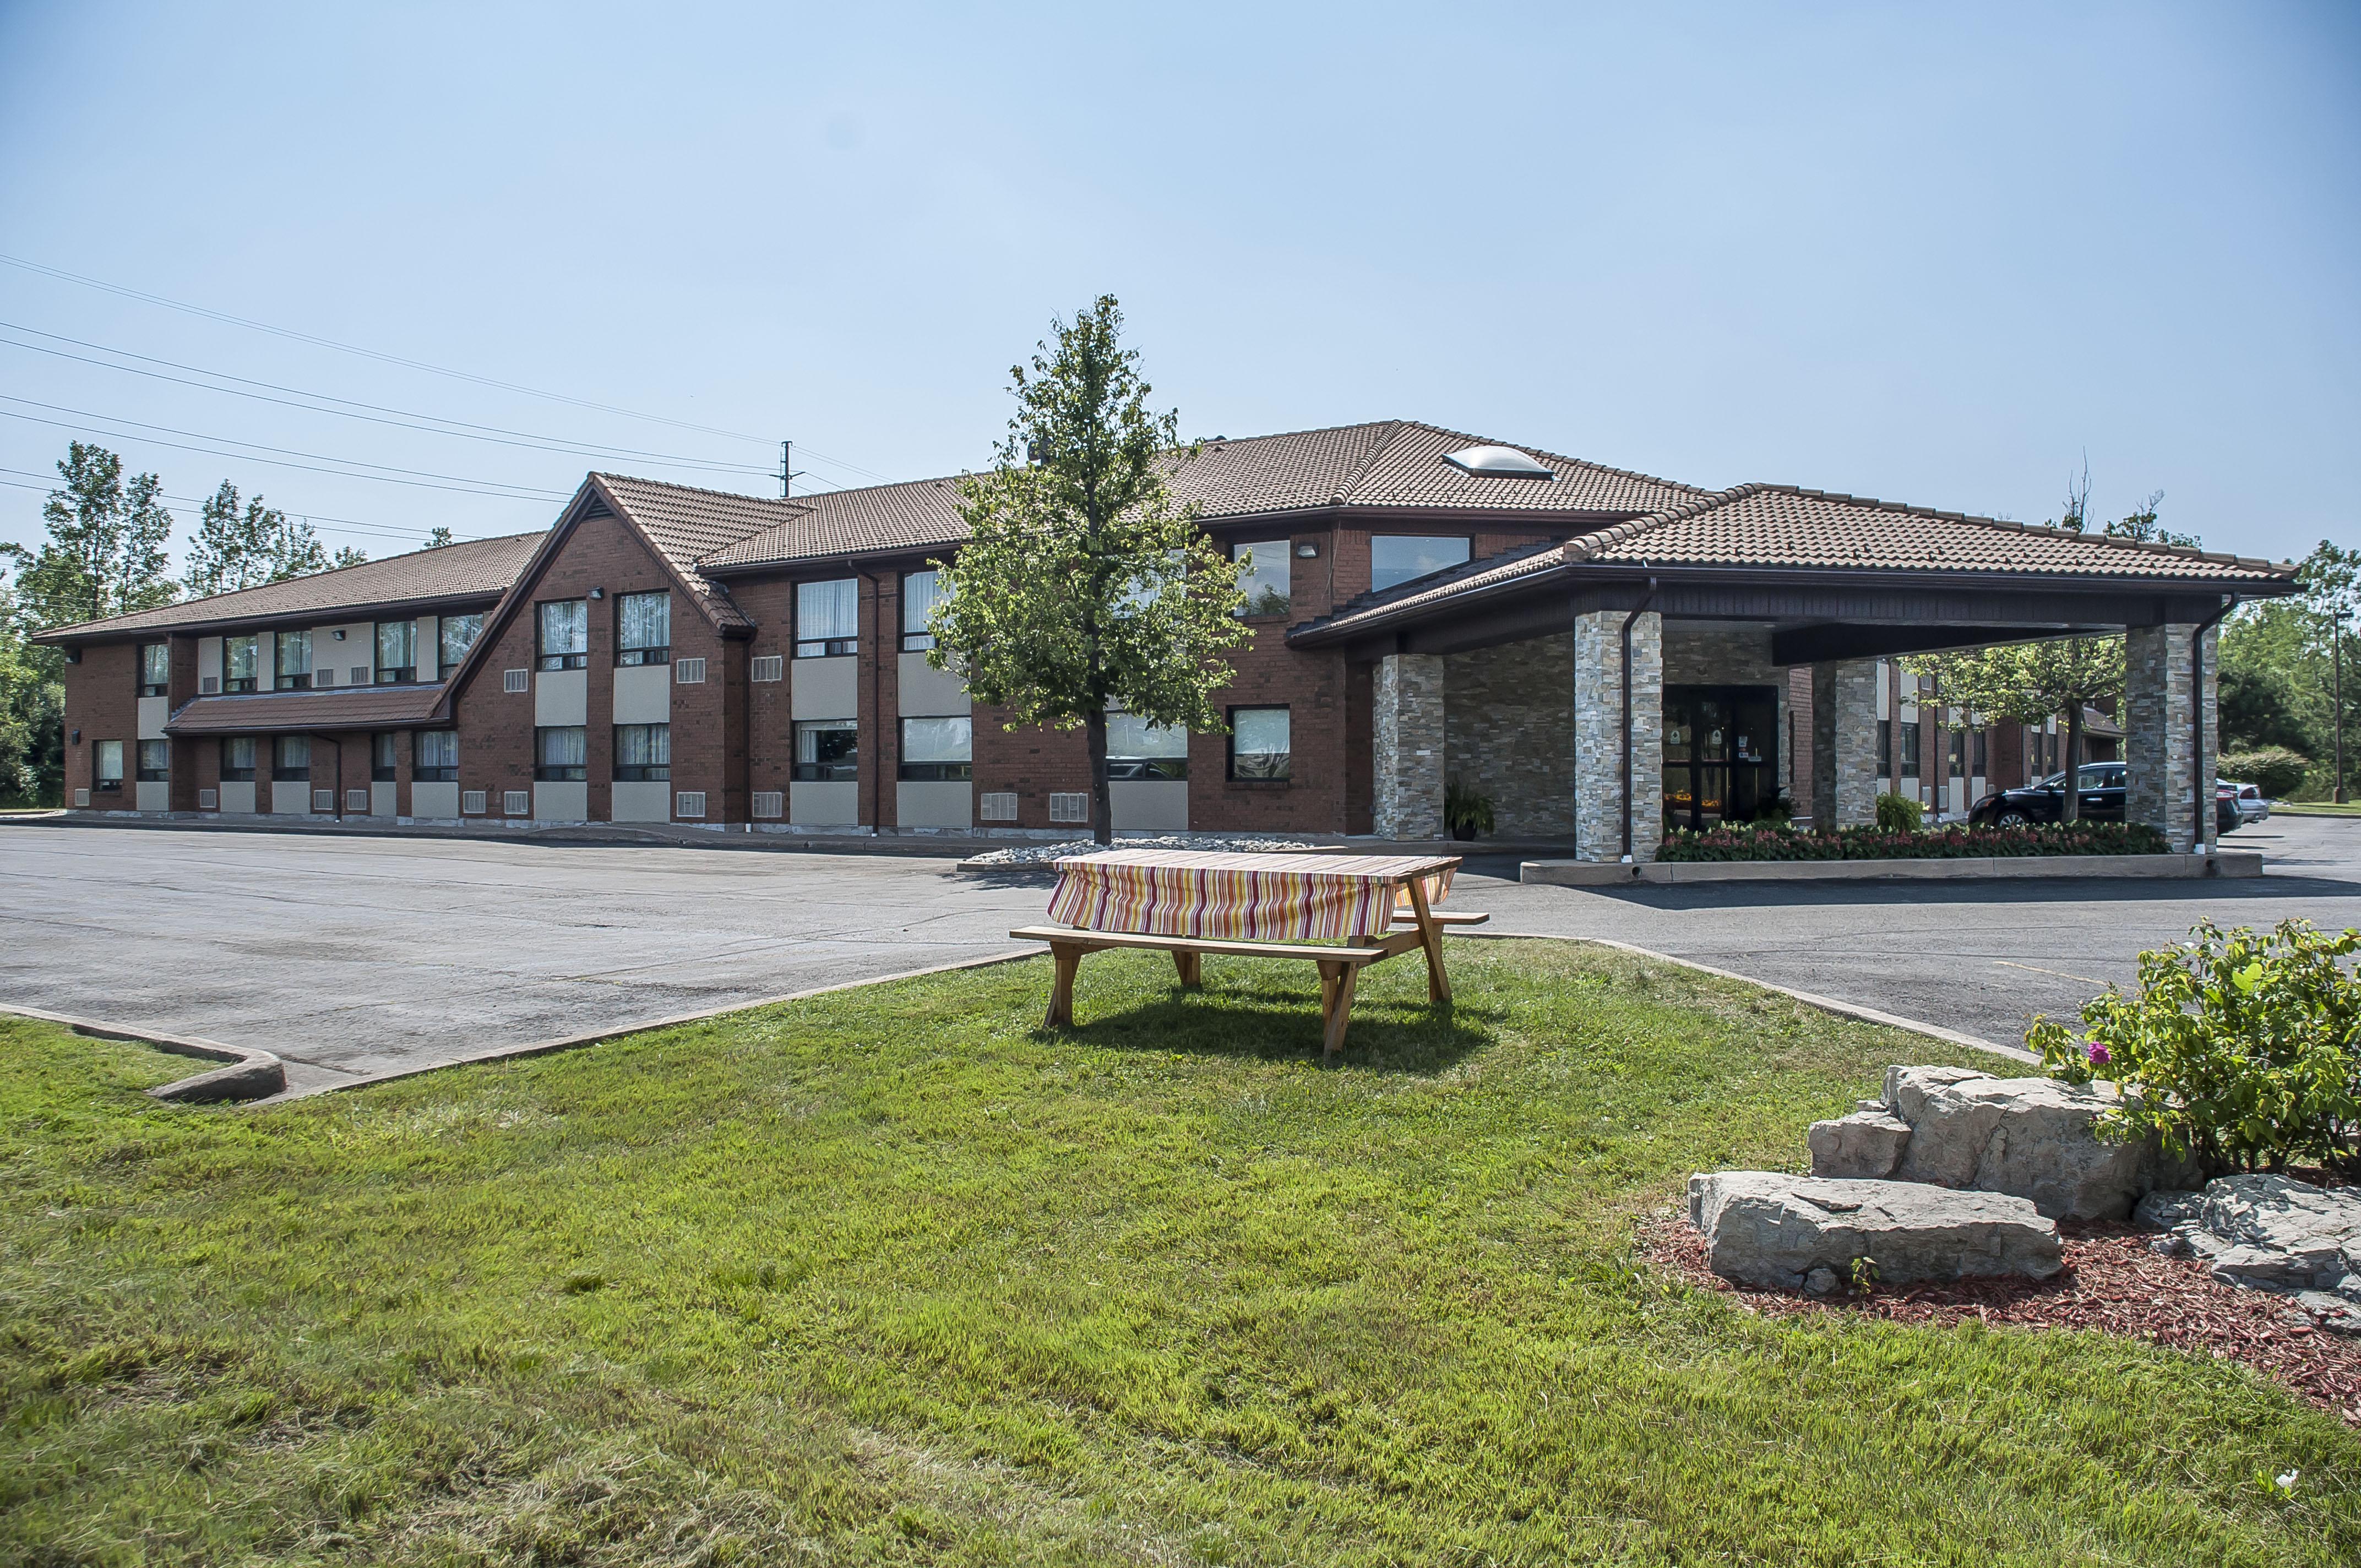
[1443,444,1553,479]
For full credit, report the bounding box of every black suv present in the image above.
[1970,762,2239,835]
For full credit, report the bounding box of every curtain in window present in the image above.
[93,740,124,782]
[798,579,857,642]
[537,727,587,767]
[377,620,416,671]
[619,592,670,651]
[276,736,309,770]
[902,570,945,635]
[140,644,170,687]
[225,636,257,680]
[373,733,397,771]
[616,723,671,767]
[275,629,311,676]
[539,600,588,656]
[438,613,484,669]
[1230,708,1291,778]
[900,716,971,764]
[224,737,255,774]
[417,731,459,770]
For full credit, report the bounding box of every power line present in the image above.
[0,322,776,476]
[0,252,904,484]
[0,472,482,547]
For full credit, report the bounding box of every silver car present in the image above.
[2219,779,2270,826]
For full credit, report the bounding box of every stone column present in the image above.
[1811,660,1879,829]
[1573,609,1662,862]
[2126,623,2219,853]
[1372,652,1445,840]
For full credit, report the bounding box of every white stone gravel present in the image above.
[962,834,1322,867]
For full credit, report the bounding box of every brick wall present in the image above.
[1444,633,1574,839]
[61,642,138,804]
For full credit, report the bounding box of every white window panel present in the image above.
[503,790,529,815]
[503,668,529,694]
[676,657,706,684]
[675,790,706,818]
[462,790,488,814]
[980,792,1018,821]
[1049,792,1089,823]
[750,790,784,818]
[750,654,784,683]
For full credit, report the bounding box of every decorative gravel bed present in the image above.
[962,834,1323,867]
[1642,1210,2361,1427]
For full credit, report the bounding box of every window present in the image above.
[535,726,587,781]
[221,737,256,781]
[793,718,858,781]
[750,654,784,683]
[138,643,169,696]
[901,569,945,652]
[614,723,671,781]
[224,634,259,693]
[93,739,124,791]
[1948,730,1966,779]
[617,591,671,665]
[1972,730,1988,774]
[899,716,972,781]
[415,729,458,782]
[1899,721,1921,778]
[1228,706,1291,780]
[1878,718,1891,771]
[374,620,417,683]
[438,612,484,676]
[275,629,312,688]
[137,740,169,781]
[537,600,589,671]
[1231,542,1291,617]
[1369,535,1470,594]
[1107,711,1188,781]
[273,736,310,781]
[372,732,398,782]
[796,578,858,657]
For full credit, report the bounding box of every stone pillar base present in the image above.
[2126,623,2218,853]
[1811,660,1879,829]
[1574,609,1662,862]
[1373,652,1445,840]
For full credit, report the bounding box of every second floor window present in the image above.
[138,643,169,696]
[796,578,857,658]
[275,629,312,688]
[1900,721,1921,778]
[372,732,398,782]
[220,736,256,781]
[535,726,587,781]
[438,612,484,676]
[273,735,311,781]
[614,722,671,780]
[224,634,259,692]
[415,729,458,782]
[1369,536,1470,594]
[901,569,945,652]
[376,620,417,683]
[1231,541,1291,617]
[537,600,588,671]
[617,591,671,665]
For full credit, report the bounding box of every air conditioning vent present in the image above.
[198,787,218,809]
[676,657,706,685]
[503,790,530,816]
[200,675,219,694]
[1049,792,1089,824]
[503,668,529,694]
[346,788,371,812]
[750,790,784,819]
[314,669,334,687]
[462,790,488,814]
[675,790,706,818]
[351,666,369,685]
[74,788,90,807]
[750,655,784,683]
[312,789,335,812]
[980,792,1019,821]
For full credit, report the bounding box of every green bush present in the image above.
[1444,776,1495,839]
[2031,919,2361,1177]
[2218,745,2308,800]
[1874,792,1923,832]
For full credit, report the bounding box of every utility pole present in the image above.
[777,440,792,500]
[2335,605,2349,804]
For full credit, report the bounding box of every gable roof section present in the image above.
[585,472,795,631]
[698,421,1710,572]
[31,530,546,643]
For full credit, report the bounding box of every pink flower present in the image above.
[2087,1043,2112,1068]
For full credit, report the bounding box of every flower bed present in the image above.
[1658,820,2172,862]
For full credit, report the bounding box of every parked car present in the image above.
[2220,778,2270,826]
[1970,763,2241,836]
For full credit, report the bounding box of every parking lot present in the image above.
[4,814,2355,1095]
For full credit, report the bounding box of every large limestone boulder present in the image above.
[1807,1110,1912,1179]
[2137,1174,2361,1299]
[1688,1171,2063,1292]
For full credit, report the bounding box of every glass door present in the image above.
[1663,684,1780,832]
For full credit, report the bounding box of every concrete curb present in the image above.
[1522,850,2264,886]
[0,1003,288,1102]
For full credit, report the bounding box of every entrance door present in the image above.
[1662,685,1778,832]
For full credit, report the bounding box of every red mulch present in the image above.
[1640,1211,2361,1427]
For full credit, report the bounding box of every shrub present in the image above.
[2218,746,2308,800]
[1444,777,1495,839]
[1751,794,1796,826]
[1874,792,1924,832]
[2031,919,2361,1177]
[1657,820,2168,862]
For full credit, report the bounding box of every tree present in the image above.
[2220,541,2360,798]
[1908,636,2125,821]
[423,526,456,549]
[182,481,365,596]
[0,562,61,803]
[0,442,177,627]
[928,296,1249,845]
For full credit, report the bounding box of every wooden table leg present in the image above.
[1047,941,1084,1027]
[1172,949,1202,988]
[1406,876,1451,1005]
[1321,961,1359,1061]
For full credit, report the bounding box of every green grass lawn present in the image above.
[2272,801,2361,817]
[4,940,2354,1566]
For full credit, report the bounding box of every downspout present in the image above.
[1619,575,1659,862]
[329,735,344,820]
[2191,598,2234,854]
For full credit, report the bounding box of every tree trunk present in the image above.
[2061,703,2084,823]
[1085,710,1112,847]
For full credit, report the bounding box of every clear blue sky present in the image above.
[1,2,2354,570]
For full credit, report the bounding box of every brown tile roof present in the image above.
[587,473,798,630]
[698,421,1708,571]
[34,531,546,643]
[164,683,450,735]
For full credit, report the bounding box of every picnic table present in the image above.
[1010,849,1486,1060]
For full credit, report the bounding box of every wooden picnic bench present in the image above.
[1009,850,1486,1060]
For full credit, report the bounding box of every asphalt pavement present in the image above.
[4,814,2355,1093]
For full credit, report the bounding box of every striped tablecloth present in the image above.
[1044,850,1459,942]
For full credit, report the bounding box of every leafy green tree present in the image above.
[1909,637,2125,820]
[929,296,1249,845]
[423,526,456,549]
[183,481,364,595]
[0,442,177,627]
[0,563,61,803]
[2220,541,2359,797]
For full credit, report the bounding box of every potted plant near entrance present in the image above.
[1445,777,1495,842]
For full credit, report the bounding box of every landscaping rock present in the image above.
[2131,1173,2361,1310]
[2132,1188,2205,1233]
[1881,1064,1990,1124]
[1807,1110,1913,1179]
[1877,1072,2152,1221]
[1687,1171,2062,1292]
